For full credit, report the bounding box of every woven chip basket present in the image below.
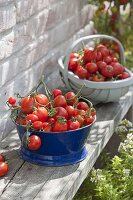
[58,34,133,105]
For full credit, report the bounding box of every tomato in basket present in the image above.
[67,42,130,82]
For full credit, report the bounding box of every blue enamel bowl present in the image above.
[16,118,95,166]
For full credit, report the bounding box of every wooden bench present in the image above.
[0,87,132,200]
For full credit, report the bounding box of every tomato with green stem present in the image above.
[91,73,105,82]
[53,107,68,120]
[101,65,114,78]
[67,118,80,130]
[33,107,48,122]
[52,117,67,132]
[84,115,95,125]
[65,91,77,106]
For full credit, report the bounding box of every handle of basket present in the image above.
[63,34,125,89]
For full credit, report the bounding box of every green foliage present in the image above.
[74,119,133,200]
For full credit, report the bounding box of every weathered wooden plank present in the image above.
[0,130,24,196]
[0,162,57,200]
[0,88,132,200]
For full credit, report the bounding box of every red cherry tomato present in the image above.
[32,121,43,130]
[22,119,28,126]
[0,154,5,162]
[75,109,86,116]
[47,117,55,124]
[97,61,107,72]
[33,107,48,122]
[97,46,109,57]
[96,44,106,50]
[70,52,79,59]
[86,62,98,74]
[65,105,75,118]
[75,65,88,79]
[118,71,130,79]
[111,56,118,62]
[77,102,89,111]
[83,48,96,63]
[52,118,67,132]
[103,56,112,64]
[111,62,124,76]
[67,119,80,130]
[35,94,49,106]
[68,58,79,72]
[52,89,62,98]
[0,162,9,177]
[43,122,52,132]
[101,65,114,78]
[54,95,67,108]
[75,114,84,126]
[21,97,34,114]
[91,108,96,116]
[26,114,39,123]
[53,107,68,120]
[91,74,105,82]
[65,91,77,106]
[96,51,102,61]
[8,96,16,105]
[84,115,95,125]
[28,135,41,151]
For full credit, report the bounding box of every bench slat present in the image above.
[0,88,132,200]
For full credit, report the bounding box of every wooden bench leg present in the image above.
[125,105,133,123]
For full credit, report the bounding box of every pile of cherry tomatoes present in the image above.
[0,154,9,177]
[68,43,130,82]
[8,89,96,151]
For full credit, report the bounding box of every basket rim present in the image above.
[58,56,133,89]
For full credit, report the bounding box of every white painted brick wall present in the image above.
[0,0,96,140]
[0,2,16,32]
